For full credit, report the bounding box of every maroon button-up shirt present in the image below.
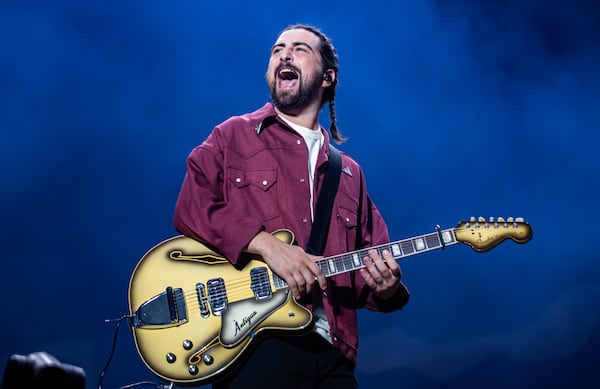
[173,102,409,364]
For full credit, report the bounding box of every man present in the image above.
[173,24,410,388]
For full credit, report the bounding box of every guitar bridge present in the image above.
[131,286,187,328]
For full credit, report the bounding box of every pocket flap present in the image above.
[229,168,277,191]
[337,207,358,228]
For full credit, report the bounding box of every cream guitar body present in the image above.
[128,230,309,385]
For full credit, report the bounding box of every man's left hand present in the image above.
[359,249,402,300]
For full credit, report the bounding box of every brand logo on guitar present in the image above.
[234,310,258,336]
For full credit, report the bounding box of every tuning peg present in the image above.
[515,217,524,222]
[476,216,486,228]
[496,216,508,228]
[490,217,499,228]
[507,217,514,222]
[466,216,476,227]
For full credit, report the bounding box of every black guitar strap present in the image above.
[305,145,342,256]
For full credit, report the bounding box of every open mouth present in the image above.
[276,67,299,90]
[278,67,299,80]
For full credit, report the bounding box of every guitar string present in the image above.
[172,231,453,307]
[188,228,458,303]
[173,250,363,307]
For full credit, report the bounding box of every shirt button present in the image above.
[302,218,308,223]
[262,180,268,186]
[296,139,302,145]
[333,336,338,342]
[346,217,350,223]
[235,177,241,183]
[299,178,305,183]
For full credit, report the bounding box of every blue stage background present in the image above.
[1,1,599,388]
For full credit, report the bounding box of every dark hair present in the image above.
[282,24,346,143]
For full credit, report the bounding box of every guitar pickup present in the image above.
[250,267,272,300]
[196,283,210,318]
[207,278,227,315]
[131,286,187,328]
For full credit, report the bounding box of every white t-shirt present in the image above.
[278,116,324,221]
[278,115,332,343]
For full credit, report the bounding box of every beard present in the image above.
[269,69,323,111]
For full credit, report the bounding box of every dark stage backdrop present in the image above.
[1,1,599,388]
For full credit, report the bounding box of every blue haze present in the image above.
[1,1,599,388]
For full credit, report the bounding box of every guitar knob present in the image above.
[188,364,199,375]
[203,354,214,365]
[183,339,193,350]
[166,353,176,364]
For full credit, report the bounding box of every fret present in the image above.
[401,240,414,255]
[272,273,285,289]
[342,254,354,271]
[414,237,426,251]
[391,243,402,257]
[335,255,345,272]
[425,233,441,249]
[441,230,455,244]
[327,258,335,274]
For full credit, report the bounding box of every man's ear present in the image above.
[322,69,335,86]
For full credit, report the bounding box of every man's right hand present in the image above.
[247,231,326,299]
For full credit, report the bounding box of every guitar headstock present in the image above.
[454,216,533,252]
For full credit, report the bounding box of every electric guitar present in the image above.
[128,216,532,385]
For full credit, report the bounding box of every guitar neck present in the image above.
[272,226,458,289]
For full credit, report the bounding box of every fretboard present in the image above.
[272,227,458,289]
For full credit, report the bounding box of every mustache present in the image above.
[275,62,301,76]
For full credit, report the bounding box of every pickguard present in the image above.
[219,290,289,347]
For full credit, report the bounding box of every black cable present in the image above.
[98,315,129,389]
[98,315,175,389]
[119,381,174,389]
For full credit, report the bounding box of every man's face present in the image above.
[266,28,325,111]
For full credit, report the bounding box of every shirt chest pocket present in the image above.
[226,167,279,220]
[229,167,277,191]
[337,207,358,228]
